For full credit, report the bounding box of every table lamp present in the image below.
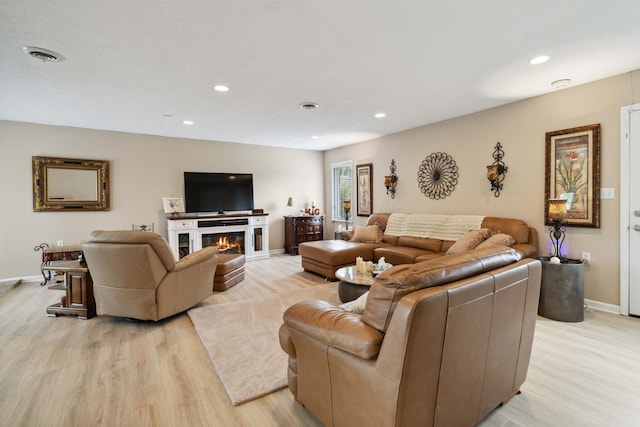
[286,197,293,216]
[548,198,568,261]
[343,200,351,230]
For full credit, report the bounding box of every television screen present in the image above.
[184,172,254,214]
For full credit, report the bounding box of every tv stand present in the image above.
[167,213,269,261]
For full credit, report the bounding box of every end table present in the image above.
[537,257,584,322]
[43,260,96,319]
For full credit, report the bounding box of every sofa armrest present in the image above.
[172,246,217,272]
[282,300,384,359]
[511,243,537,258]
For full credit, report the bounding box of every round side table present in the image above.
[537,257,584,322]
[335,265,375,303]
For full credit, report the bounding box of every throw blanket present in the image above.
[385,213,485,241]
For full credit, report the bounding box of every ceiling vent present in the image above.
[23,46,65,63]
[298,102,319,110]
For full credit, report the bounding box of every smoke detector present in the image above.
[299,102,319,110]
[23,46,65,63]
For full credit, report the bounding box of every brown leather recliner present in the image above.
[82,230,217,321]
[280,248,542,426]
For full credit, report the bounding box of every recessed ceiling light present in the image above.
[529,55,550,65]
[551,79,572,89]
[299,102,319,110]
[311,135,320,139]
[374,112,386,118]
[214,85,229,92]
[23,46,65,62]
[182,120,194,125]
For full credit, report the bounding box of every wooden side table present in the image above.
[537,257,584,322]
[34,243,82,285]
[44,260,96,319]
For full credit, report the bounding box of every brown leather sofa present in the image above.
[299,213,538,279]
[280,247,542,426]
[83,230,217,321]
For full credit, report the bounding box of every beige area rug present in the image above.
[187,283,340,406]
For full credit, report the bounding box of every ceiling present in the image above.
[2,1,640,151]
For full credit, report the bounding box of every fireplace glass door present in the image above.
[201,231,245,255]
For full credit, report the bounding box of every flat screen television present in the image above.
[184,172,254,214]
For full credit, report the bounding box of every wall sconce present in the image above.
[286,196,293,216]
[343,200,351,230]
[486,142,508,197]
[384,159,398,199]
[548,198,568,262]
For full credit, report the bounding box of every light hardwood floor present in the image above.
[1,254,639,427]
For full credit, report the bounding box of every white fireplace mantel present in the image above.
[167,213,269,261]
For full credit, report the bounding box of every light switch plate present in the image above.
[600,188,615,199]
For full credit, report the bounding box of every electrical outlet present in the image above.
[57,240,64,247]
[581,252,591,264]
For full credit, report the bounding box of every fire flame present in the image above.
[216,236,242,254]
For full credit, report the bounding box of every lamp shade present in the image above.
[486,165,500,181]
[343,200,351,211]
[286,197,293,207]
[548,199,567,220]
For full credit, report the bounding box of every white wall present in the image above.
[0,122,324,279]
[324,71,640,306]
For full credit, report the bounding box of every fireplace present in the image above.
[201,231,245,255]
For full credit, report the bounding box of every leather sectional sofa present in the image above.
[298,213,538,280]
[280,247,542,426]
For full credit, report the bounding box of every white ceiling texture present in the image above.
[1,0,640,151]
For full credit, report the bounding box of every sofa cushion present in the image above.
[366,213,391,232]
[446,228,493,255]
[397,236,442,252]
[363,247,521,331]
[340,290,368,314]
[350,225,382,243]
[476,233,515,250]
[374,246,435,265]
[381,234,399,245]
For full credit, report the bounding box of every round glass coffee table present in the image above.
[335,265,376,303]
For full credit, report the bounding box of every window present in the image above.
[332,161,352,222]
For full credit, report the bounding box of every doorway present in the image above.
[620,104,640,316]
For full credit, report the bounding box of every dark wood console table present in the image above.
[44,261,96,319]
[284,215,324,255]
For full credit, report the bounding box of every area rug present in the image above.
[187,283,340,406]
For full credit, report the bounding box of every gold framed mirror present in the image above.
[32,156,110,211]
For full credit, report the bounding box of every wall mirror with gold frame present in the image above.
[32,156,110,211]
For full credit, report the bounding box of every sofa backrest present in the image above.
[363,247,522,331]
[86,230,176,270]
[481,217,530,244]
[375,257,541,426]
[363,212,536,254]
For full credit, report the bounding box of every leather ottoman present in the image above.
[214,254,246,291]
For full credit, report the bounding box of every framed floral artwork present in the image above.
[545,124,600,228]
[356,163,373,216]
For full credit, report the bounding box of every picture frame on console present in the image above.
[544,123,600,228]
[356,163,373,217]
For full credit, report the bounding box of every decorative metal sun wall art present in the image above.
[417,152,459,199]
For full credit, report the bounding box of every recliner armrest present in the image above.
[282,300,383,360]
[172,247,217,272]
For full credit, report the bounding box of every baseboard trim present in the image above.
[0,275,41,284]
[584,298,620,315]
